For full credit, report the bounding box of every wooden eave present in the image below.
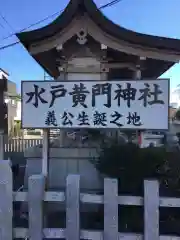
[32,42,174,79]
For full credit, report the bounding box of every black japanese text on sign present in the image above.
[22,80,169,129]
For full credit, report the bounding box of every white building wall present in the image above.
[0,70,8,79]
[14,101,21,121]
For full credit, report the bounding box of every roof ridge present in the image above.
[0,68,9,76]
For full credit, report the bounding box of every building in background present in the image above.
[0,68,18,134]
[170,85,180,108]
[0,68,7,134]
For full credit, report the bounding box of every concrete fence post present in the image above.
[66,175,80,240]
[0,160,13,240]
[28,174,45,240]
[104,178,118,240]
[144,180,159,240]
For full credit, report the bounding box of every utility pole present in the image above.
[135,57,146,147]
[42,70,49,177]
[44,70,46,81]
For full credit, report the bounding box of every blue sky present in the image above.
[0,0,180,93]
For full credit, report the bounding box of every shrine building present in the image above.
[17,0,180,200]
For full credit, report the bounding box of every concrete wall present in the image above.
[7,99,17,133]
[24,147,103,192]
[23,146,103,212]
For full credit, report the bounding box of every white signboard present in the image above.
[21,80,169,130]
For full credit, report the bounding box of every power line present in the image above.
[0,11,15,33]
[0,10,62,50]
[1,0,122,42]
[0,21,5,30]
[0,13,11,33]
[0,41,19,51]
[0,0,123,51]
[0,11,15,43]
[0,10,62,42]
[100,0,122,9]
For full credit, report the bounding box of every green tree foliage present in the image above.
[92,142,180,234]
[9,121,23,138]
[94,142,180,195]
[175,109,180,120]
